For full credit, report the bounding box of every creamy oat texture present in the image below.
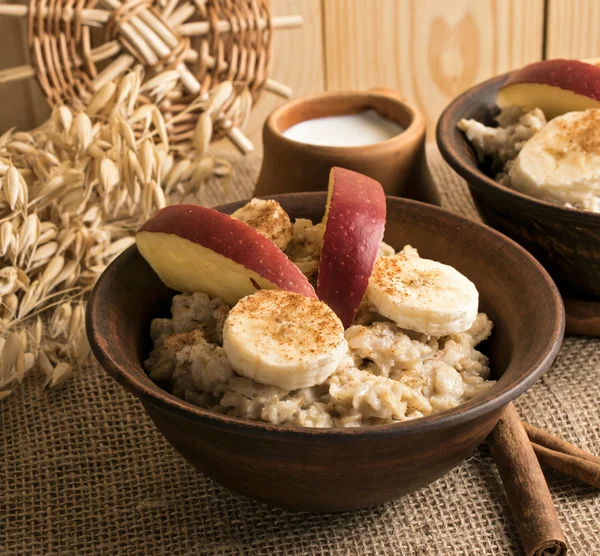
[283,218,324,286]
[146,291,494,427]
[458,106,600,213]
[458,106,547,184]
[145,210,495,428]
[231,198,293,249]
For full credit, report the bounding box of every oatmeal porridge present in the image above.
[143,196,495,428]
[458,106,547,185]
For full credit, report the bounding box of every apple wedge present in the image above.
[498,59,600,119]
[137,204,316,306]
[317,167,386,328]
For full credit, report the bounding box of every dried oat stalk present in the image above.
[0,67,243,399]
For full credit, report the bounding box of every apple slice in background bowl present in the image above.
[136,204,316,306]
[317,167,386,328]
[497,58,600,119]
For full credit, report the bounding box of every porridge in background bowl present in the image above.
[138,167,495,429]
[458,106,547,185]
[458,59,600,213]
[437,62,600,300]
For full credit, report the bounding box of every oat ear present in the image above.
[0,72,242,394]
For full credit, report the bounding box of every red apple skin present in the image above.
[317,168,386,328]
[502,59,600,100]
[138,204,316,299]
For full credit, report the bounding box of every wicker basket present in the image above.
[0,0,301,152]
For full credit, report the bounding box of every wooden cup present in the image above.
[254,89,440,204]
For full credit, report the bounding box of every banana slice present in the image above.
[366,247,478,336]
[223,289,347,390]
[509,109,600,209]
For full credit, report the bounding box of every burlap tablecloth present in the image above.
[2,146,599,555]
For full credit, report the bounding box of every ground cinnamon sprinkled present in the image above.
[549,108,600,156]
[164,329,206,352]
[371,256,409,297]
[370,254,441,300]
[232,199,293,249]
[227,289,344,357]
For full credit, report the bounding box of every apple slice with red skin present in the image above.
[137,204,316,306]
[317,167,386,328]
[498,59,600,119]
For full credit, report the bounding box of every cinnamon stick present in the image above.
[524,422,600,489]
[532,443,600,489]
[524,422,600,465]
[488,403,567,556]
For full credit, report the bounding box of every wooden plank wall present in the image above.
[0,0,599,144]
[243,0,324,146]
[546,0,600,59]
[323,0,545,137]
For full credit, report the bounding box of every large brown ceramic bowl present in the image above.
[437,72,600,300]
[86,193,564,512]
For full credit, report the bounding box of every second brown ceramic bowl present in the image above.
[87,193,564,512]
[254,89,440,205]
[437,72,600,300]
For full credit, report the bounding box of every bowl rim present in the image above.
[86,193,565,440]
[436,71,600,225]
